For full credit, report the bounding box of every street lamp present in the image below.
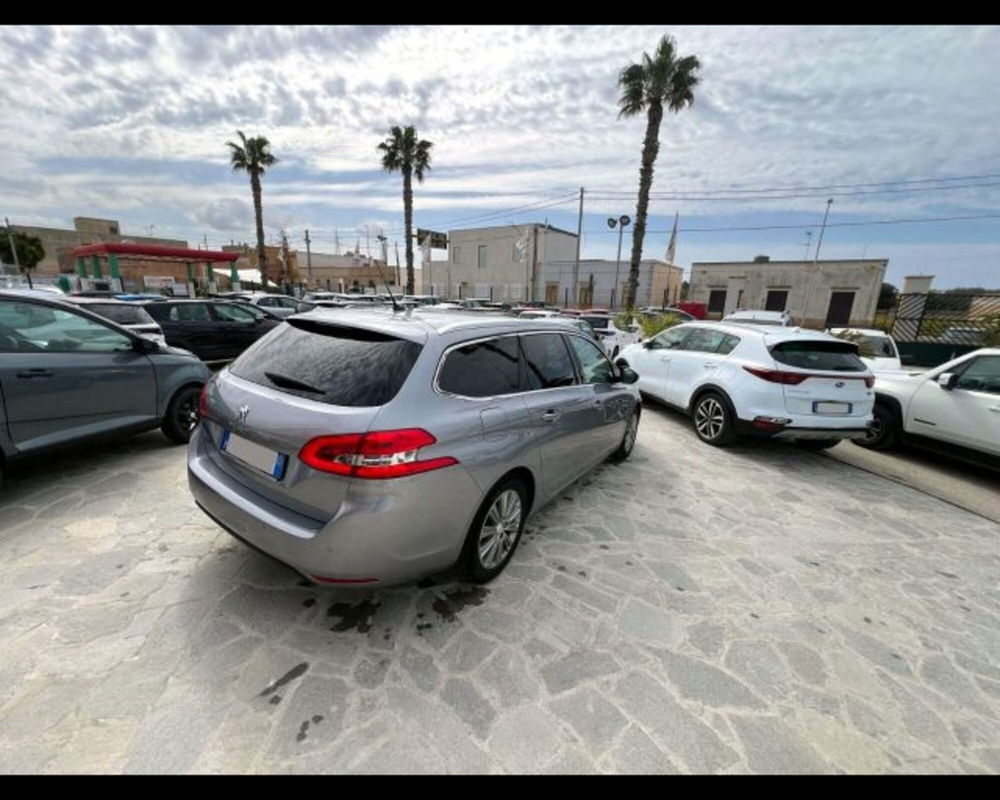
[607,215,631,309]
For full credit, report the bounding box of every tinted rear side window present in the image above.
[771,340,866,372]
[230,319,422,407]
[439,337,520,397]
[522,333,577,389]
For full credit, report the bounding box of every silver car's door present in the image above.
[565,332,633,455]
[519,332,597,496]
[0,299,156,453]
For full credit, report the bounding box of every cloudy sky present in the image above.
[2,25,999,287]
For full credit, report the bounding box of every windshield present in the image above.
[770,340,867,372]
[85,304,156,325]
[581,316,611,331]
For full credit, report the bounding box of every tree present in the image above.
[680,280,690,301]
[226,131,278,289]
[618,35,701,311]
[877,282,898,310]
[378,125,433,295]
[0,229,45,274]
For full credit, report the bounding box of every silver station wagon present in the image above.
[189,308,641,586]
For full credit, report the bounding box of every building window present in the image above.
[452,246,461,264]
[765,289,788,312]
[478,245,487,269]
[707,289,727,313]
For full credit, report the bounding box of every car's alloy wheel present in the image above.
[477,489,522,570]
[694,397,725,440]
[161,385,202,444]
[609,409,639,462]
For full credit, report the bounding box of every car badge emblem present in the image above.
[835,381,845,388]
[234,404,250,427]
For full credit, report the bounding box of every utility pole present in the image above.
[279,229,289,290]
[805,199,833,321]
[304,229,313,287]
[530,224,538,304]
[802,230,812,261]
[572,187,584,308]
[813,198,833,262]
[376,232,388,290]
[334,230,341,256]
[365,225,371,259]
[203,233,208,250]
[394,242,401,288]
[608,215,631,309]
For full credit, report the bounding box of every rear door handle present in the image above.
[541,410,561,422]
[16,369,54,378]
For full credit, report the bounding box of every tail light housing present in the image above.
[864,376,875,388]
[743,366,808,385]
[199,384,210,418]
[299,428,458,479]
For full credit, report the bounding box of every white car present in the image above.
[225,292,300,318]
[828,327,902,372]
[617,321,874,448]
[722,309,793,327]
[855,347,1000,465]
[577,313,641,358]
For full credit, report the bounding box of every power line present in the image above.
[587,180,1000,202]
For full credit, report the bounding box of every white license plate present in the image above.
[221,430,288,479]
[813,401,852,415]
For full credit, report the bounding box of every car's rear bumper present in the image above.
[187,425,481,587]
[735,419,872,440]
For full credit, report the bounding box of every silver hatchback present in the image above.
[188,308,641,586]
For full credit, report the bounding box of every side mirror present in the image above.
[937,372,957,390]
[133,336,159,354]
[618,367,640,385]
[642,340,655,349]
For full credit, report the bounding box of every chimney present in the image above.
[753,254,770,263]
[902,275,934,295]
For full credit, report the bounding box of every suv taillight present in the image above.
[299,428,458,479]
[864,376,875,388]
[742,366,808,385]
[199,384,210,418]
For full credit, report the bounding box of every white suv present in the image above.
[722,309,793,327]
[576,313,641,358]
[617,322,874,448]
[855,347,1000,466]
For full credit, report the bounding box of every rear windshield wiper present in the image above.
[264,371,325,394]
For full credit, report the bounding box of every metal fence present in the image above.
[874,292,1000,346]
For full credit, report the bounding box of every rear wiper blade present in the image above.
[264,371,324,394]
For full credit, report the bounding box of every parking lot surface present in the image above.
[1,404,998,774]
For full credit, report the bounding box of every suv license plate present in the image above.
[221,429,288,479]
[813,401,852,414]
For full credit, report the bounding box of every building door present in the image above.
[825,291,855,326]
[545,283,559,305]
[579,283,593,308]
[707,289,727,316]
[765,290,789,311]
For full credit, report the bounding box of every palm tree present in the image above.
[618,35,700,311]
[226,131,278,289]
[378,125,433,295]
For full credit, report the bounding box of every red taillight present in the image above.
[298,428,458,479]
[742,366,808,385]
[864,376,875,388]
[199,384,209,417]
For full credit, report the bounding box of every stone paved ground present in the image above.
[0,403,998,774]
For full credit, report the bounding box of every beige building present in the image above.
[539,259,683,309]
[445,223,578,302]
[301,251,393,293]
[11,217,187,275]
[690,255,888,329]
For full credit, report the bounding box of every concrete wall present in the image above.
[446,224,577,302]
[540,259,683,308]
[689,258,887,329]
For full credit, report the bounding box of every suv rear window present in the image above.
[770,340,866,372]
[229,319,422,407]
[86,304,156,325]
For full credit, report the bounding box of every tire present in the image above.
[161,385,202,444]
[691,391,738,446]
[462,476,529,584]
[854,401,899,451]
[795,438,840,451]
[608,408,640,462]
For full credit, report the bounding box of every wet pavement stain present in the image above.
[864,616,872,624]
[259,662,309,697]
[431,586,489,623]
[557,565,567,572]
[750,613,760,619]
[935,570,960,580]
[269,695,282,705]
[297,720,310,743]
[416,623,433,635]
[302,598,316,608]
[327,597,382,633]
[578,571,587,578]
[599,545,610,550]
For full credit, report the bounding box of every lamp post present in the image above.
[607,215,631,309]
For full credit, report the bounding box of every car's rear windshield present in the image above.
[861,335,897,358]
[86,304,156,325]
[770,340,867,372]
[229,319,422,407]
[582,316,611,330]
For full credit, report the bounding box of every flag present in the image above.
[665,212,679,264]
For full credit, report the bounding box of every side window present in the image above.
[522,333,577,390]
[954,356,1000,395]
[438,337,520,397]
[169,304,211,322]
[213,303,257,322]
[0,300,131,353]
[683,328,728,353]
[258,297,275,307]
[649,327,689,350]
[281,297,298,308]
[718,334,741,355]
[567,335,615,385]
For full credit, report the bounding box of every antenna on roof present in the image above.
[371,251,402,313]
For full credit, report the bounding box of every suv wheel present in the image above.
[692,392,737,446]
[463,476,528,583]
[854,401,899,451]
[161,385,202,444]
